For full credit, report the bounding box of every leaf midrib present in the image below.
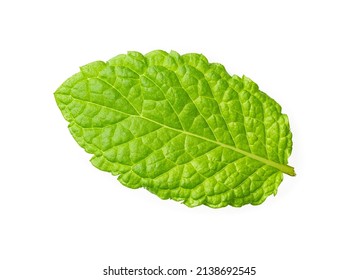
[139,114,295,176]
[67,92,295,176]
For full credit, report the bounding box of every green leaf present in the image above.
[54,50,295,208]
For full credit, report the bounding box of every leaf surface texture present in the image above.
[55,50,294,208]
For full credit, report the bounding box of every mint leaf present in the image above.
[54,50,295,208]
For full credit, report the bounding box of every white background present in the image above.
[1,0,357,279]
